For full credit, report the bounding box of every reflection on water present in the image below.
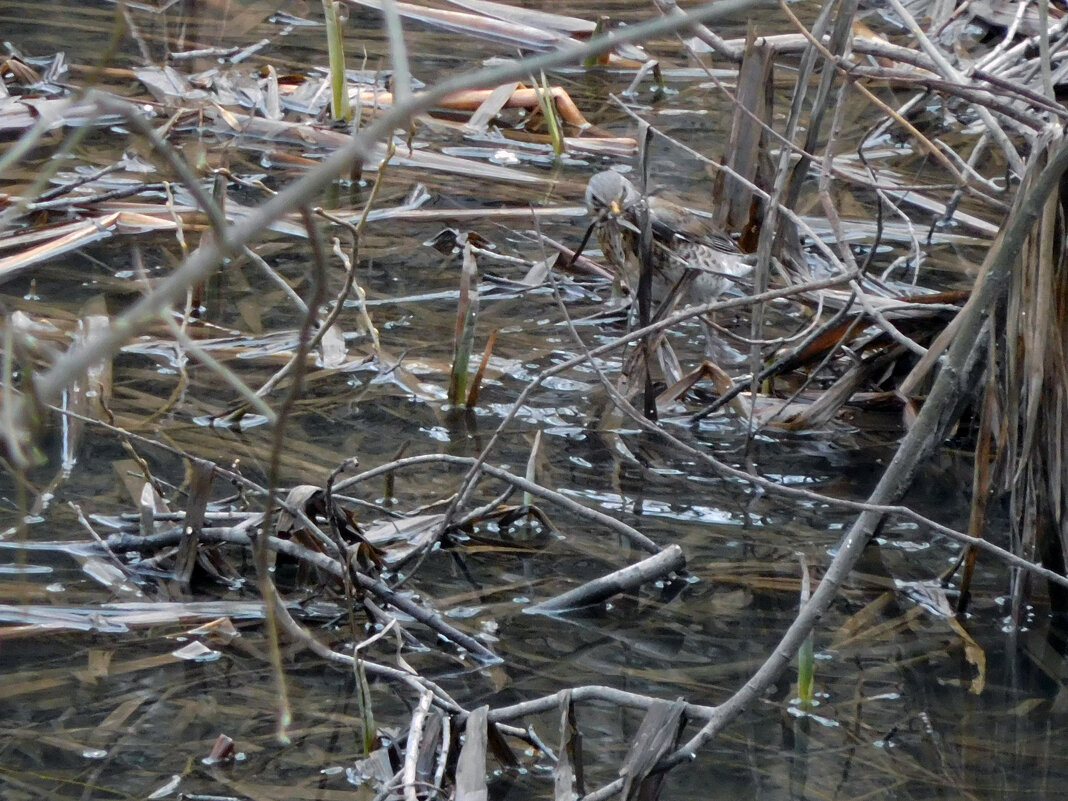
[1,1,1066,800]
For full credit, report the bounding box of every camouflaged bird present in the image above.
[584,170,751,307]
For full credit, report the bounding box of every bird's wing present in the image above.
[648,198,738,254]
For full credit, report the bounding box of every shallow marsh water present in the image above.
[1,1,1067,799]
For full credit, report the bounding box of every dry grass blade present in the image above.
[948,616,987,694]
[656,360,751,418]
[0,212,177,283]
[462,81,520,133]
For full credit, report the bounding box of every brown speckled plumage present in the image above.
[584,170,750,306]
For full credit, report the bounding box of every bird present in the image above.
[583,170,751,310]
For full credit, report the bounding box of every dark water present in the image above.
[1,1,1065,800]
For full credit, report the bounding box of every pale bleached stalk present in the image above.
[380,0,412,108]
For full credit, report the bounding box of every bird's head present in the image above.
[585,170,642,218]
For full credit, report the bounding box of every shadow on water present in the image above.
[1,1,1067,799]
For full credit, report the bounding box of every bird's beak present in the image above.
[609,200,622,216]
